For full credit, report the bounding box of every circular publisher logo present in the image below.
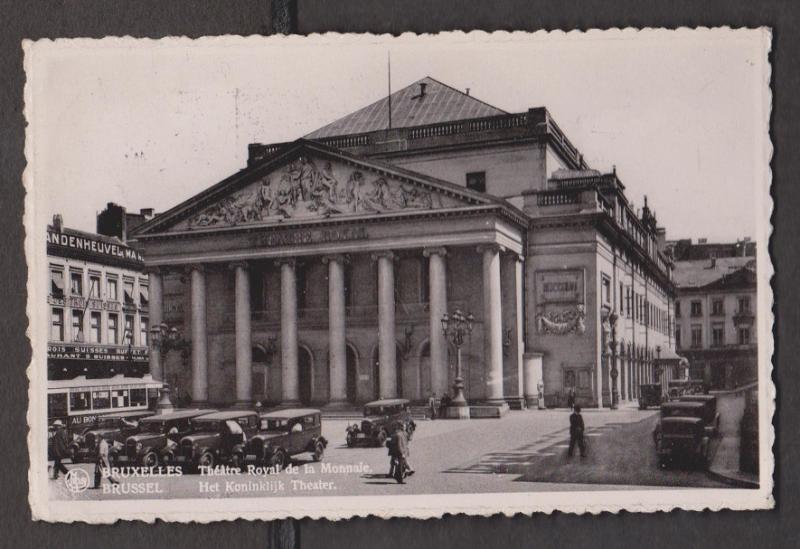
[64,468,91,493]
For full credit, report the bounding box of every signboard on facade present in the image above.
[47,295,123,312]
[47,228,145,267]
[253,226,368,248]
[47,344,149,362]
[535,269,585,304]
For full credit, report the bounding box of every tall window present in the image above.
[691,325,703,348]
[619,283,624,313]
[249,269,266,312]
[690,300,702,317]
[123,279,135,305]
[712,299,724,316]
[465,171,486,193]
[738,296,751,313]
[675,327,682,349]
[90,312,101,343]
[108,313,119,344]
[70,271,83,296]
[50,268,65,297]
[139,282,149,307]
[71,310,83,342]
[711,323,724,347]
[50,308,64,341]
[601,275,611,305]
[88,273,101,298]
[738,327,751,345]
[140,316,149,346]
[295,264,307,311]
[625,287,632,317]
[124,315,135,344]
[675,300,681,318]
[107,277,118,301]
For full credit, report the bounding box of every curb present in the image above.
[706,467,760,489]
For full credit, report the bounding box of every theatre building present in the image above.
[46,215,161,428]
[130,77,677,410]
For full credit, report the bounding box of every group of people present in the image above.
[427,392,452,420]
[386,422,415,484]
[49,420,119,489]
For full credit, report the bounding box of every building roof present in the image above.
[260,408,321,419]
[305,77,507,139]
[195,410,259,421]
[142,409,218,421]
[672,257,757,289]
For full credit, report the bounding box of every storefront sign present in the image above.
[47,344,149,362]
[535,269,585,304]
[47,229,144,264]
[47,295,123,312]
[255,226,367,248]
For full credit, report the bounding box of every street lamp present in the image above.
[608,311,619,410]
[441,309,474,414]
[149,322,191,411]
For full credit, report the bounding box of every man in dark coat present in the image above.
[387,423,414,483]
[568,405,586,458]
[50,420,70,480]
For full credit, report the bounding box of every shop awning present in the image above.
[655,347,689,366]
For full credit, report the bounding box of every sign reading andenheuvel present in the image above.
[47,228,144,267]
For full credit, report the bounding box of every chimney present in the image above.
[140,208,155,218]
[52,214,63,232]
[698,238,708,244]
[419,82,427,96]
[465,87,470,96]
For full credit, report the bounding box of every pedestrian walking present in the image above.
[92,435,119,489]
[386,423,414,483]
[566,388,576,410]
[439,393,452,418]
[567,405,586,458]
[50,420,70,480]
[428,392,438,420]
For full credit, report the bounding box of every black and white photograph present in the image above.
[24,29,773,521]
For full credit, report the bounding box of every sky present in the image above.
[27,30,771,242]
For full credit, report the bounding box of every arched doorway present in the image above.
[371,344,403,400]
[298,345,313,405]
[346,344,358,404]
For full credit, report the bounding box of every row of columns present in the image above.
[146,244,509,406]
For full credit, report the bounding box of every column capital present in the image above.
[503,250,525,263]
[228,260,249,271]
[274,257,296,268]
[322,254,349,265]
[370,250,395,262]
[184,263,206,274]
[142,265,162,276]
[422,246,447,258]
[476,243,504,255]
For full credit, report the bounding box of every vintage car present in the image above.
[657,416,710,469]
[117,409,217,467]
[678,394,720,437]
[667,379,704,400]
[652,401,708,447]
[345,399,415,447]
[245,409,328,470]
[638,384,663,410]
[177,410,260,471]
[68,410,154,462]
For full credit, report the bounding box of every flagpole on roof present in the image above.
[387,51,392,130]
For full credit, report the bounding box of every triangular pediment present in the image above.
[134,140,500,235]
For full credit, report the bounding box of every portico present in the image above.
[133,141,528,408]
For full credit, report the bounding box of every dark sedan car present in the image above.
[177,410,260,471]
[246,409,327,470]
[346,399,415,447]
[117,409,217,467]
[68,410,154,462]
[657,416,710,469]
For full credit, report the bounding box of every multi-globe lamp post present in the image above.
[149,322,191,411]
[441,308,474,418]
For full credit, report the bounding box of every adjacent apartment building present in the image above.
[671,238,757,389]
[47,214,161,428]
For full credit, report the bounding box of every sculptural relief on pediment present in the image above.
[182,155,465,230]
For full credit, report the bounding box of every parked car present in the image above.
[69,410,154,462]
[117,409,217,467]
[638,384,663,410]
[346,399,415,447]
[657,416,710,469]
[678,395,720,437]
[177,410,260,471]
[652,401,707,447]
[667,379,704,400]
[246,409,328,470]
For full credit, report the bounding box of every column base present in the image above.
[323,400,353,410]
[444,406,471,419]
[232,400,255,410]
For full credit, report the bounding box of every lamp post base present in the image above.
[444,406,471,419]
[155,385,175,413]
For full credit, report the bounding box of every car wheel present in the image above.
[231,452,245,471]
[376,429,387,447]
[142,451,159,468]
[312,441,325,462]
[269,450,287,472]
[345,433,354,448]
[198,451,215,470]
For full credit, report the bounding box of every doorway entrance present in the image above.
[346,344,358,404]
[298,346,313,405]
